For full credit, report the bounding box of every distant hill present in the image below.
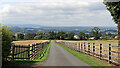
[2,24,117,34]
[2,24,44,28]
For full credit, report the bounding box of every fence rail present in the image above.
[11,41,50,60]
[56,41,120,66]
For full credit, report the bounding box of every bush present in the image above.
[2,25,13,62]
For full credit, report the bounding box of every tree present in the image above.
[34,32,48,40]
[78,32,85,40]
[12,35,17,41]
[17,33,24,40]
[103,1,120,45]
[1,25,13,62]
[66,32,75,40]
[41,33,49,40]
[34,35,42,40]
[24,33,36,40]
[85,34,90,39]
[56,31,66,40]
[89,27,101,40]
[102,33,116,40]
[48,31,56,40]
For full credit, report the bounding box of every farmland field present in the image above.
[12,40,49,45]
[58,40,118,46]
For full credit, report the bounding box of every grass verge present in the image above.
[54,41,113,68]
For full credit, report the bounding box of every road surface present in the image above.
[43,40,90,66]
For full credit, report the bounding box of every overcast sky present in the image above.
[0,0,117,27]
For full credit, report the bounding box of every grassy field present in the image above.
[12,40,49,45]
[55,41,112,67]
[64,40,118,46]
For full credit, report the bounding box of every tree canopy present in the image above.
[90,27,101,40]
[78,32,85,40]
[17,33,24,40]
[104,1,120,24]
[104,1,120,45]
[1,25,13,61]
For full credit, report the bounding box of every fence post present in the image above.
[84,42,86,53]
[67,42,68,47]
[36,43,37,51]
[28,45,30,59]
[77,42,79,51]
[23,46,25,58]
[100,44,102,60]
[12,45,15,60]
[88,43,90,55]
[34,44,35,54]
[108,44,111,64]
[35,43,37,53]
[74,42,75,50]
[67,42,68,48]
[32,44,34,55]
[81,42,83,52]
[71,42,72,49]
[68,42,70,48]
[42,43,44,49]
[32,44,33,56]
[78,42,80,52]
[74,43,76,50]
[34,44,36,53]
[21,45,23,58]
[93,43,95,56]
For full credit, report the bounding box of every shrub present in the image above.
[1,25,13,62]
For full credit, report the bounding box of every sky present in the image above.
[0,0,118,27]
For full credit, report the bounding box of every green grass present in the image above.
[54,41,113,68]
[15,51,28,58]
[11,41,51,63]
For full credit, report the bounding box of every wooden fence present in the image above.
[56,41,120,66]
[11,41,50,60]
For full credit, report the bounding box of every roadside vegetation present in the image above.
[55,41,112,67]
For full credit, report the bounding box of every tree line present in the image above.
[13,27,117,40]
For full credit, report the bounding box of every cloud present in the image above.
[0,1,116,26]
[0,0,103,3]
